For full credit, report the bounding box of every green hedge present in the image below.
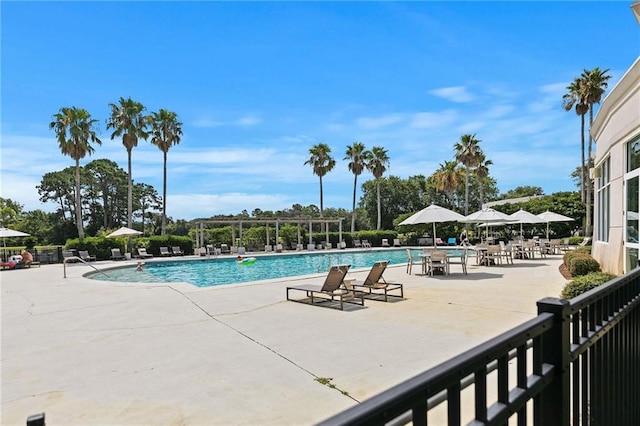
[145,236,193,256]
[561,272,616,299]
[66,236,124,261]
[66,235,194,259]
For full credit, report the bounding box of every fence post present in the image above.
[535,297,570,426]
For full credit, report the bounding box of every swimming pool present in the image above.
[87,248,471,287]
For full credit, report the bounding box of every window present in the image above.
[627,136,640,172]
[596,157,610,242]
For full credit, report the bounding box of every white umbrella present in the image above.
[509,209,546,238]
[0,227,30,261]
[463,208,512,241]
[106,227,143,255]
[106,226,143,238]
[537,211,574,240]
[399,204,466,247]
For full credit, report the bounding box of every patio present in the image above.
[2,255,567,425]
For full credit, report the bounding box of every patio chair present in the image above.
[381,239,390,247]
[159,247,172,257]
[362,240,372,249]
[405,249,422,274]
[78,250,96,262]
[220,244,231,254]
[498,241,514,265]
[447,248,468,274]
[447,237,457,246]
[110,248,125,261]
[137,248,153,259]
[353,239,362,248]
[286,264,364,310]
[426,250,449,276]
[171,246,184,256]
[350,261,403,302]
[393,238,401,247]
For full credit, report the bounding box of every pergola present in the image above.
[195,217,346,250]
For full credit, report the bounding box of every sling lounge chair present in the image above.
[110,248,125,260]
[159,247,172,257]
[137,248,153,259]
[78,250,96,262]
[171,246,184,256]
[351,260,404,302]
[286,264,364,310]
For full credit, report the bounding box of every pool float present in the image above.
[237,257,257,265]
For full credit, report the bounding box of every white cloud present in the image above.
[429,86,475,103]
[410,110,457,129]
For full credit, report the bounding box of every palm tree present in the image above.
[150,109,183,235]
[475,152,493,208]
[581,67,611,236]
[49,107,102,240]
[107,97,150,229]
[366,146,390,230]
[304,143,336,216]
[562,77,589,203]
[454,134,481,215]
[433,160,462,207]
[345,142,368,234]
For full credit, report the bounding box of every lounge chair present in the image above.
[159,247,172,257]
[286,264,364,310]
[78,250,96,262]
[220,244,231,254]
[63,250,79,263]
[137,248,153,259]
[381,239,390,247]
[353,239,362,248]
[393,238,401,247]
[351,261,403,302]
[362,240,372,249]
[447,237,457,246]
[110,248,125,260]
[171,246,184,256]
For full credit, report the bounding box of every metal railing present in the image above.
[320,269,640,426]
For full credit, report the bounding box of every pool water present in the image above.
[87,248,471,287]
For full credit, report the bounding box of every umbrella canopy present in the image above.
[509,209,546,238]
[537,211,574,240]
[463,208,512,241]
[106,226,143,238]
[399,204,466,247]
[0,227,30,260]
[0,227,30,238]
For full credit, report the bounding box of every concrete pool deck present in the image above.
[2,251,568,425]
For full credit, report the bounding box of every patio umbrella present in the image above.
[106,227,143,255]
[508,209,546,239]
[463,208,512,240]
[537,211,574,240]
[399,204,466,247]
[0,227,30,261]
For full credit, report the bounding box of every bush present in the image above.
[566,253,600,277]
[561,272,616,299]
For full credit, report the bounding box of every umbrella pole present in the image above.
[433,223,437,248]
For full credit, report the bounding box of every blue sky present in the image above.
[2,1,639,221]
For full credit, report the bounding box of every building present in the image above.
[591,54,640,274]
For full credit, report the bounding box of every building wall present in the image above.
[591,57,640,275]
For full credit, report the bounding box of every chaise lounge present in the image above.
[137,248,153,259]
[350,260,404,302]
[171,246,184,256]
[159,247,172,257]
[110,248,125,260]
[78,250,96,262]
[286,264,364,310]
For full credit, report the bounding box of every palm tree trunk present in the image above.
[127,148,133,229]
[376,180,381,230]
[464,169,469,215]
[75,158,84,240]
[319,175,324,234]
[351,174,357,234]
[162,150,167,236]
[580,114,586,204]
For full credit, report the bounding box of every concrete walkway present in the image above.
[1,253,568,425]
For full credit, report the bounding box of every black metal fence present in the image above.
[320,269,640,426]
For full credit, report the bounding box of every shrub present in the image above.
[566,253,600,277]
[561,272,616,299]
